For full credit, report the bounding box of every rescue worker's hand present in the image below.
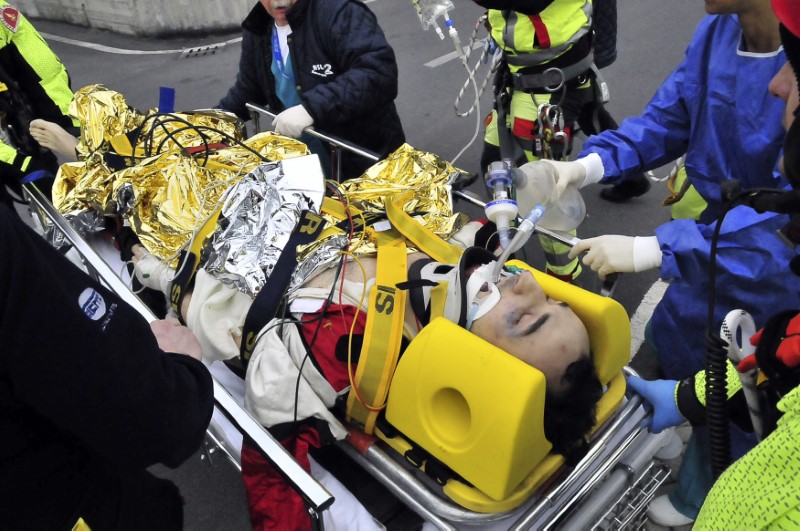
[627,376,685,433]
[568,235,662,280]
[132,245,173,296]
[150,318,203,361]
[518,159,586,199]
[748,312,800,369]
[272,105,314,138]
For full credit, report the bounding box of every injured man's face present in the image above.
[468,266,591,395]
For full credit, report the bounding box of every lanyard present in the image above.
[272,27,291,80]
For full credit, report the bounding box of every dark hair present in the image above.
[542,355,603,465]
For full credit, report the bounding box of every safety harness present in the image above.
[344,199,467,434]
[229,189,484,435]
[237,209,327,367]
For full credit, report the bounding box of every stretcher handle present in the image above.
[246,102,381,183]
[22,182,335,515]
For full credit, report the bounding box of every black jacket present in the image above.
[219,0,405,179]
[0,204,214,529]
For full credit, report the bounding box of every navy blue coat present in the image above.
[219,0,406,179]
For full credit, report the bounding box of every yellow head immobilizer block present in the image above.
[381,260,630,510]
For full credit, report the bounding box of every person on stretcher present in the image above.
[130,224,603,529]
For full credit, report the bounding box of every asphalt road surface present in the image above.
[30,0,706,527]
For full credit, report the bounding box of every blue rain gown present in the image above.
[652,206,800,380]
[580,14,787,221]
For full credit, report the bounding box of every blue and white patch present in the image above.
[79,288,107,321]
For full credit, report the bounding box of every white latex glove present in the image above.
[272,105,314,138]
[568,235,662,279]
[133,245,173,296]
[517,159,580,198]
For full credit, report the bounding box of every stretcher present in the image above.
[22,112,676,530]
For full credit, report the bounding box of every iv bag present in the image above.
[414,0,454,31]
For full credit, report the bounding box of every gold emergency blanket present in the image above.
[53,86,467,276]
[327,143,468,256]
[53,85,309,261]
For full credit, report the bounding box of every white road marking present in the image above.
[40,32,242,55]
[629,279,669,361]
[425,41,483,68]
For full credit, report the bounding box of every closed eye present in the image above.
[522,313,550,336]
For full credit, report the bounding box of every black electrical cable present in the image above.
[291,195,355,425]
[704,187,786,479]
[291,248,349,425]
[132,113,270,165]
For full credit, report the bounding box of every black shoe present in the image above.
[599,175,651,203]
[451,171,479,191]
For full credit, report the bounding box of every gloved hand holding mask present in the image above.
[518,159,586,198]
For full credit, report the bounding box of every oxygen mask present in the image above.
[488,162,586,282]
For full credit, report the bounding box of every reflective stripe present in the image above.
[72,518,91,531]
[490,2,592,69]
[539,231,579,276]
[0,141,16,165]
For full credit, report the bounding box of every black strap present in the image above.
[169,250,198,321]
[495,85,526,166]
[0,62,40,157]
[397,258,436,327]
[239,210,326,368]
[510,54,594,93]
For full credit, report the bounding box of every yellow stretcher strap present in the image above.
[170,207,222,316]
[320,196,374,241]
[321,196,357,221]
[346,230,408,434]
[429,282,449,320]
[385,198,462,265]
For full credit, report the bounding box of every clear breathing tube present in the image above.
[487,164,587,282]
[491,205,545,282]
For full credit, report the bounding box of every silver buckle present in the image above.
[542,67,565,92]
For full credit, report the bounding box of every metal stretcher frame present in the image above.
[25,111,671,528]
[21,182,336,528]
[333,374,677,530]
[246,102,383,182]
[236,106,674,529]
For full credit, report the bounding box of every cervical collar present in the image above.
[405,246,498,329]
